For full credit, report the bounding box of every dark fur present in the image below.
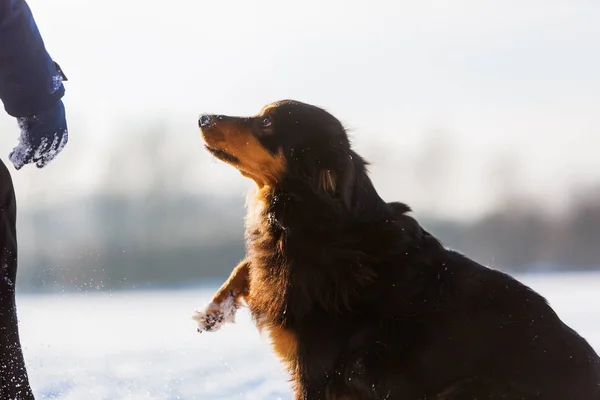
[212,100,600,399]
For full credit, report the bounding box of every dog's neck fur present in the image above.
[244,170,396,326]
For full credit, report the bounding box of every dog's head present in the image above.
[200,100,369,209]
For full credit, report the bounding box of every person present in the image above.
[0,0,69,398]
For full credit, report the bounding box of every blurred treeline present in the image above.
[13,124,600,292]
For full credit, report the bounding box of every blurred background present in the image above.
[1,0,599,293]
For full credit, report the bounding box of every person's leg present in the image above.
[0,159,34,399]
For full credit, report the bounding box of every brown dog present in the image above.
[193,100,600,400]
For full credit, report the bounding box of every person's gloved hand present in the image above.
[9,99,68,170]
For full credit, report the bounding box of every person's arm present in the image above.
[0,0,69,170]
[0,0,66,117]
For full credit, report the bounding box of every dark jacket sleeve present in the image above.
[0,0,65,118]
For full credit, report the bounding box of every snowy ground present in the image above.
[16,272,600,400]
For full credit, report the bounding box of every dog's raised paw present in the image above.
[192,296,239,334]
[193,303,224,333]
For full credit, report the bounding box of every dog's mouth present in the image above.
[205,145,240,164]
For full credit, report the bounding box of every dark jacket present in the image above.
[0,0,66,118]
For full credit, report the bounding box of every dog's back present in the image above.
[410,249,600,398]
[317,212,600,399]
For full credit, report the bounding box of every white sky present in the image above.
[1,0,599,220]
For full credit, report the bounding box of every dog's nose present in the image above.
[199,114,212,128]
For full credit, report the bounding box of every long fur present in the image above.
[203,100,600,400]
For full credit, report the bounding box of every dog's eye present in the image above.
[260,116,272,128]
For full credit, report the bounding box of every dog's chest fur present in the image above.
[242,188,297,365]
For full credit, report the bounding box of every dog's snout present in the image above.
[199,114,213,128]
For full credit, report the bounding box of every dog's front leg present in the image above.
[193,259,250,333]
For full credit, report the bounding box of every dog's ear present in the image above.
[316,154,356,209]
[318,169,337,196]
[338,154,356,209]
[315,150,386,220]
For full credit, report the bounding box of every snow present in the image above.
[193,294,240,333]
[35,129,69,167]
[16,272,600,400]
[10,117,34,168]
[51,74,63,95]
[9,100,69,170]
[2,264,14,287]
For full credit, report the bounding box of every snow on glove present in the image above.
[9,99,68,170]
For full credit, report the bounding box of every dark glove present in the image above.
[9,98,68,170]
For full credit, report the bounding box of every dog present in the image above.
[193,100,600,399]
